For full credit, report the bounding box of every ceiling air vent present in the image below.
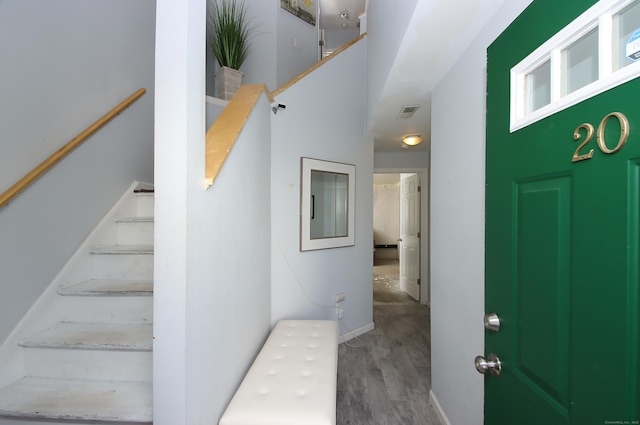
[397,105,420,119]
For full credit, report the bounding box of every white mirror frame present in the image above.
[300,157,356,251]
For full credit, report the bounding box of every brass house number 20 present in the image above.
[572,112,630,163]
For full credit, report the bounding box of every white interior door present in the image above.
[399,173,420,300]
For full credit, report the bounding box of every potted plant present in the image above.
[207,0,254,100]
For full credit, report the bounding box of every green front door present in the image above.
[486,1,640,424]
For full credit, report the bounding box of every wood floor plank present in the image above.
[337,301,439,425]
[366,368,394,415]
[337,388,373,425]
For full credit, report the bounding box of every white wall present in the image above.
[276,3,320,88]
[429,1,532,424]
[374,150,429,169]
[186,94,272,422]
[324,28,360,53]
[154,0,196,420]
[155,0,273,422]
[0,0,155,347]
[366,0,419,127]
[271,37,373,337]
[242,0,278,90]
[206,96,228,128]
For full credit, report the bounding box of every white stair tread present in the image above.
[58,279,153,296]
[0,377,151,422]
[115,216,154,223]
[20,322,152,351]
[133,183,154,193]
[90,245,153,255]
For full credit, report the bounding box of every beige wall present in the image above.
[373,174,400,260]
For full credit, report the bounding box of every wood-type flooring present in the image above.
[336,260,441,425]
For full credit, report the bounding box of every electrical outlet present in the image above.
[337,307,344,319]
[335,293,346,303]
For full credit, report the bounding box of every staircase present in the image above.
[0,182,154,424]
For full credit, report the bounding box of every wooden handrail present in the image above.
[0,88,146,209]
[205,33,366,189]
[205,84,274,188]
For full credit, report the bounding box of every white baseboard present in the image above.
[429,390,452,425]
[338,321,374,344]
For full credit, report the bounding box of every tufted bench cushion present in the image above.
[219,320,339,425]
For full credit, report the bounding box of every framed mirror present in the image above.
[300,157,355,251]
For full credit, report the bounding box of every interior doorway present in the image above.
[373,173,403,303]
[373,172,428,305]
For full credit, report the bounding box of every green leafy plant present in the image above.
[207,0,254,70]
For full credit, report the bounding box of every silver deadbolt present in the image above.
[475,353,502,376]
[484,312,500,332]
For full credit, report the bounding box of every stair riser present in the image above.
[116,221,154,245]
[23,349,151,382]
[0,420,150,425]
[90,255,153,280]
[136,194,154,216]
[52,297,153,324]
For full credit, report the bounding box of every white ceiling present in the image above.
[318,0,506,153]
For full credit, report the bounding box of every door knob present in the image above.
[475,353,502,376]
[484,312,500,332]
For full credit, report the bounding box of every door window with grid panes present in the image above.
[511,0,640,131]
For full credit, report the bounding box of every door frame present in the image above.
[374,167,430,305]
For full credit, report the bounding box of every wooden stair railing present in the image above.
[272,33,366,96]
[205,33,366,188]
[0,88,147,209]
[205,84,274,188]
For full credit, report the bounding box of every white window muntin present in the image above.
[510,0,640,132]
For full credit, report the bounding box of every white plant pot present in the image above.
[215,66,244,101]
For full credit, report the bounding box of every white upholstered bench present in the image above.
[219,320,339,425]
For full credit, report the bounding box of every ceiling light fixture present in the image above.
[402,135,423,146]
